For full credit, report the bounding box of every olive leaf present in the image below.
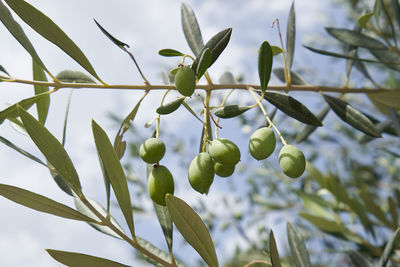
[214,105,251,119]
[46,249,130,267]
[287,222,311,267]
[271,45,283,56]
[378,228,400,267]
[192,28,232,72]
[32,60,50,124]
[358,12,374,28]
[18,107,82,193]
[0,65,10,76]
[286,1,296,72]
[181,3,204,56]
[157,97,185,115]
[392,0,400,30]
[261,91,322,126]
[325,27,387,49]
[258,41,273,93]
[0,184,94,222]
[56,70,96,84]
[93,18,129,48]
[369,48,400,72]
[273,68,307,85]
[348,250,373,267]
[92,120,135,238]
[296,105,330,143]
[269,230,282,267]
[0,1,48,73]
[323,94,381,137]
[158,48,185,57]
[304,45,383,63]
[0,136,47,167]
[166,194,219,267]
[5,0,102,82]
[196,48,212,80]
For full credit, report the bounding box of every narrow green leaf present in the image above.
[192,28,232,71]
[286,1,296,71]
[61,89,73,147]
[358,12,374,28]
[388,197,399,228]
[378,228,400,267]
[287,222,311,267]
[0,65,10,75]
[46,249,130,267]
[389,107,400,136]
[297,191,335,220]
[158,48,185,57]
[323,94,382,137]
[93,18,129,48]
[156,97,185,115]
[0,88,52,125]
[369,48,400,72]
[348,250,373,267]
[5,0,102,81]
[269,230,282,267]
[196,48,212,80]
[166,194,219,267]
[299,212,347,233]
[181,3,204,56]
[296,105,330,143]
[304,45,384,63]
[326,27,387,49]
[97,155,111,212]
[258,41,273,93]
[182,101,204,123]
[92,120,135,238]
[74,196,123,239]
[392,0,400,30]
[214,105,251,119]
[273,68,307,85]
[0,1,48,73]
[261,91,322,126]
[0,184,94,222]
[56,70,96,84]
[360,186,391,226]
[32,59,49,124]
[18,107,81,192]
[271,46,283,56]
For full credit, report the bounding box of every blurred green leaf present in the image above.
[271,45,283,56]
[368,90,400,109]
[369,48,400,72]
[358,13,374,28]
[214,105,251,119]
[304,45,383,63]
[348,250,373,267]
[219,71,235,84]
[32,59,49,124]
[181,3,204,56]
[56,70,96,84]
[258,41,273,93]
[158,48,184,57]
[19,107,82,193]
[326,27,387,49]
[196,48,212,80]
[0,184,94,222]
[46,249,130,267]
[5,0,102,82]
[287,222,311,267]
[74,196,123,239]
[192,28,232,71]
[273,68,307,85]
[297,191,335,220]
[286,1,296,72]
[166,194,219,267]
[323,94,382,137]
[360,186,391,226]
[392,0,400,29]
[269,230,282,267]
[388,197,398,228]
[261,91,322,126]
[296,105,330,143]
[94,18,129,48]
[378,228,400,267]
[0,1,48,73]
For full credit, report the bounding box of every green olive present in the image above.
[249,127,276,160]
[214,162,235,177]
[188,152,215,194]
[278,145,306,178]
[208,138,240,166]
[174,65,196,96]
[148,165,174,206]
[139,138,166,164]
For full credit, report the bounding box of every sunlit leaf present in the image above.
[269,230,282,267]
[166,194,219,267]
[358,12,374,28]
[271,45,283,56]
[273,68,307,85]
[214,105,251,119]
[19,107,82,193]
[94,18,129,48]
[0,184,94,222]
[32,59,49,124]
[56,70,96,84]
[5,0,102,81]
[196,48,212,80]
[286,1,296,72]
[46,249,130,267]
[378,228,400,267]
[261,91,322,126]
[258,41,273,93]
[297,191,335,220]
[287,222,311,267]
[181,3,204,56]
[368,90,400,109]
[326,27,387,49]
[348,250,373,267]
[296,105,330,143]
[323,94,381,137]
[92,120,135,238]
[158,48,184,57]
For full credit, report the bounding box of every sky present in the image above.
[0,0,342,266]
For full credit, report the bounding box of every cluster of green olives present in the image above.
[248,127,306,178]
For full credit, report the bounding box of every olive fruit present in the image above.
[139,138,165,164]
[148,165,174,206]
[278,145,306,178]
[188,152,215,194]
[249,127,276,160]
[174,65,196,96]
[208,138,241,166]
[214,162,235,178]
